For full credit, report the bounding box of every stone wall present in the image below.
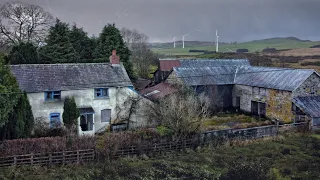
[266,89,293,123]
[233,85,293,123]
[293,72,320,97]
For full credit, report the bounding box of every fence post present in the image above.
[13,156,17,166]
[77,150,80,164]
[63,152,65,165]
[31,154,34,165]
[49,153,52,165]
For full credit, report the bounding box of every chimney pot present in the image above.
[109,49,120,66]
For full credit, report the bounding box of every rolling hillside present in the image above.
[152,37,320,55]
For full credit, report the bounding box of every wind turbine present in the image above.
[216,30,219,52]
[173,37,177,48]
[182,34,188,49]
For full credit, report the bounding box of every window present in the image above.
[95,88,109,98]
[251,101,266,117]
[101,109,111,123]
[45,91,61,101]
[50,113,61,128]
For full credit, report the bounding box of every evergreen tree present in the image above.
[7,42,39,64]
[62,97,80,130]
[1,92,34,139]
[94,24,133,78]
[69,24,95,61]
[39,19,77,63]
[0,58,20,128]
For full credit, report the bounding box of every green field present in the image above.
[2,134,320,179]
[152,37,320,56]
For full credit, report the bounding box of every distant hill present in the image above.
[151,37,320,56]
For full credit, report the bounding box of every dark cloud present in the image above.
[1,0,319,42]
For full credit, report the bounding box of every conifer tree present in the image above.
[62,97,80,130]
[39,19,77,63]
[94,24,133,78]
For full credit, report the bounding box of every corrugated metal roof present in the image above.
[180,59,250,68]
[159,59,181,71]
[235,66,315,91]
[293,96,320,117]
[173,66,237,86]
[172,65,316,91]
[139,82,178,100]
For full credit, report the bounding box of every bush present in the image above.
[310,45,320,48]
[236,49,249,53]
[33,117,67,138]
[301,61,320,66]
[0,136,95,157]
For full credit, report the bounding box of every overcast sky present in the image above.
[2,0,319,42]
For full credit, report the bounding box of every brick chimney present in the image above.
[109,50,120,66]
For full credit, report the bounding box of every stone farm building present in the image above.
[10,53,148,135]
[153,59,320,129]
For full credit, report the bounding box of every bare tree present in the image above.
[0,1,54,46]
[121,28,159,78]
[147,88,211,140]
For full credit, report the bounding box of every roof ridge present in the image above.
[9,63,111,66]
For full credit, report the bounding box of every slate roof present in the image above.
[293,96,320,118]
[10,63,132,93]
[172,59,318,91]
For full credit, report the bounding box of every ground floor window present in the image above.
[101,109,111,123]
[251,101,266,117]
[80,114,94,131]
[50,113,61,128]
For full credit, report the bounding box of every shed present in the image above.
[292,96,320,129]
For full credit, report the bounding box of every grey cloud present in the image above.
[1,0,319,42]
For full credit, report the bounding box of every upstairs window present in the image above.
[50,113,61,128]
[95,88,109,98]
[45,91,61,101]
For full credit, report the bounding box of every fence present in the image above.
[0,123,308,167]
[0,149,94,167]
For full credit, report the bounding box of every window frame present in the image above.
[49,113,61,128]
[94,88,109,98]
[45,91,61,101]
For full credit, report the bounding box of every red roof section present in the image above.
[159,59,181,71]
[139,82,178,100]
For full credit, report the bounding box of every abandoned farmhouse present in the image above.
[9,52,148,135]
[8,54,320,135]
[143,59,320,129]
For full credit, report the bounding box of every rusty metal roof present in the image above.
[139,82,179,101]
[159,59,181,71]
[293,96,320,118]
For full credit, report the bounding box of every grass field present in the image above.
[2,134,320,179]
[152,37,320,56]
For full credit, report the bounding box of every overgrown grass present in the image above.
[2,134,319,179]
[202,113,271,131]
